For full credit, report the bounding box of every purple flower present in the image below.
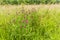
[25,20,28,24]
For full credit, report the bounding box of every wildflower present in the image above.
[24,15,26,18]
[25,20,28,24]
[24,26,26,28]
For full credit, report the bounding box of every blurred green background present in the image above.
[0,0,60,5]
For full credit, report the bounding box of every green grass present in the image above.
[0,5,60,40]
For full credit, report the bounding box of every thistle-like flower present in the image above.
[25,20,28,24]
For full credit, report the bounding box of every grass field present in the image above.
[0,4,60,40]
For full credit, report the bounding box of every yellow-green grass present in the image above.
[0,5,60,40]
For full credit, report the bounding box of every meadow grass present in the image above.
[0,5,60,40]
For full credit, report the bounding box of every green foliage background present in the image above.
[0,0,60,4]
